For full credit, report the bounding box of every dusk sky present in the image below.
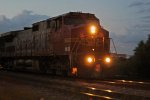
[0,0,150,55]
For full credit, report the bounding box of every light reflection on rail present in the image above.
[87,87,114,93]
[117,80,150,85]
[97,80,150,85]
[81,92,115,100]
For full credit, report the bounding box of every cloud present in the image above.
[129,1,150,20]
[141,15,150,19]
[108,0,150,55]
[142,20,150,23]
[0,15,12,32]
[136,8,150,14]
[119,0,150,55]
[129,1,150,7]
[110,29,148,55]
[128,1,144,7]
[0,10,49,33]
[130,1,150,28]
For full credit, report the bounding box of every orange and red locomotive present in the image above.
[0,12,111,78]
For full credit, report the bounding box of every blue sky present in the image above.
[0,0,150,55]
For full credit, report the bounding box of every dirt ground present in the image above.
[0,78,88,100]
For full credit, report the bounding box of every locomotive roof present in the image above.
[33,12,98,25]
[0,12,99,37]
[0,30,22,38]
[59,12,96,18]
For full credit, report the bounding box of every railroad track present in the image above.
[0,70,150,100]
[87,79,150,91]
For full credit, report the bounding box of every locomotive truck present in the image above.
[0,12,111,78]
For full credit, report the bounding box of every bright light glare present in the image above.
[85,55,95,64]
[105,90,113,93]
[90,26,96,34]
[105,57,111,63]
[72,67,77,75]
[138,82,144,84]
[121,80,126,82]
[87,57,93,63]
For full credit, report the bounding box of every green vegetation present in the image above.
[133,35,150,78]
[112,35,150,79]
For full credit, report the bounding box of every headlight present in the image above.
[86,56,95,63]
[90,25,96,34]
[87,57,93,63]
[105,57,111,63]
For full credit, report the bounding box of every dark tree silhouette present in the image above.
[133,35,150,78]
[110,35,150,78]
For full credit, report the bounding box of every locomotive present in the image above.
[0,12,111,78]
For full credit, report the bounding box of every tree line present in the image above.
[131,35,150,78]
[109,35,150,79]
